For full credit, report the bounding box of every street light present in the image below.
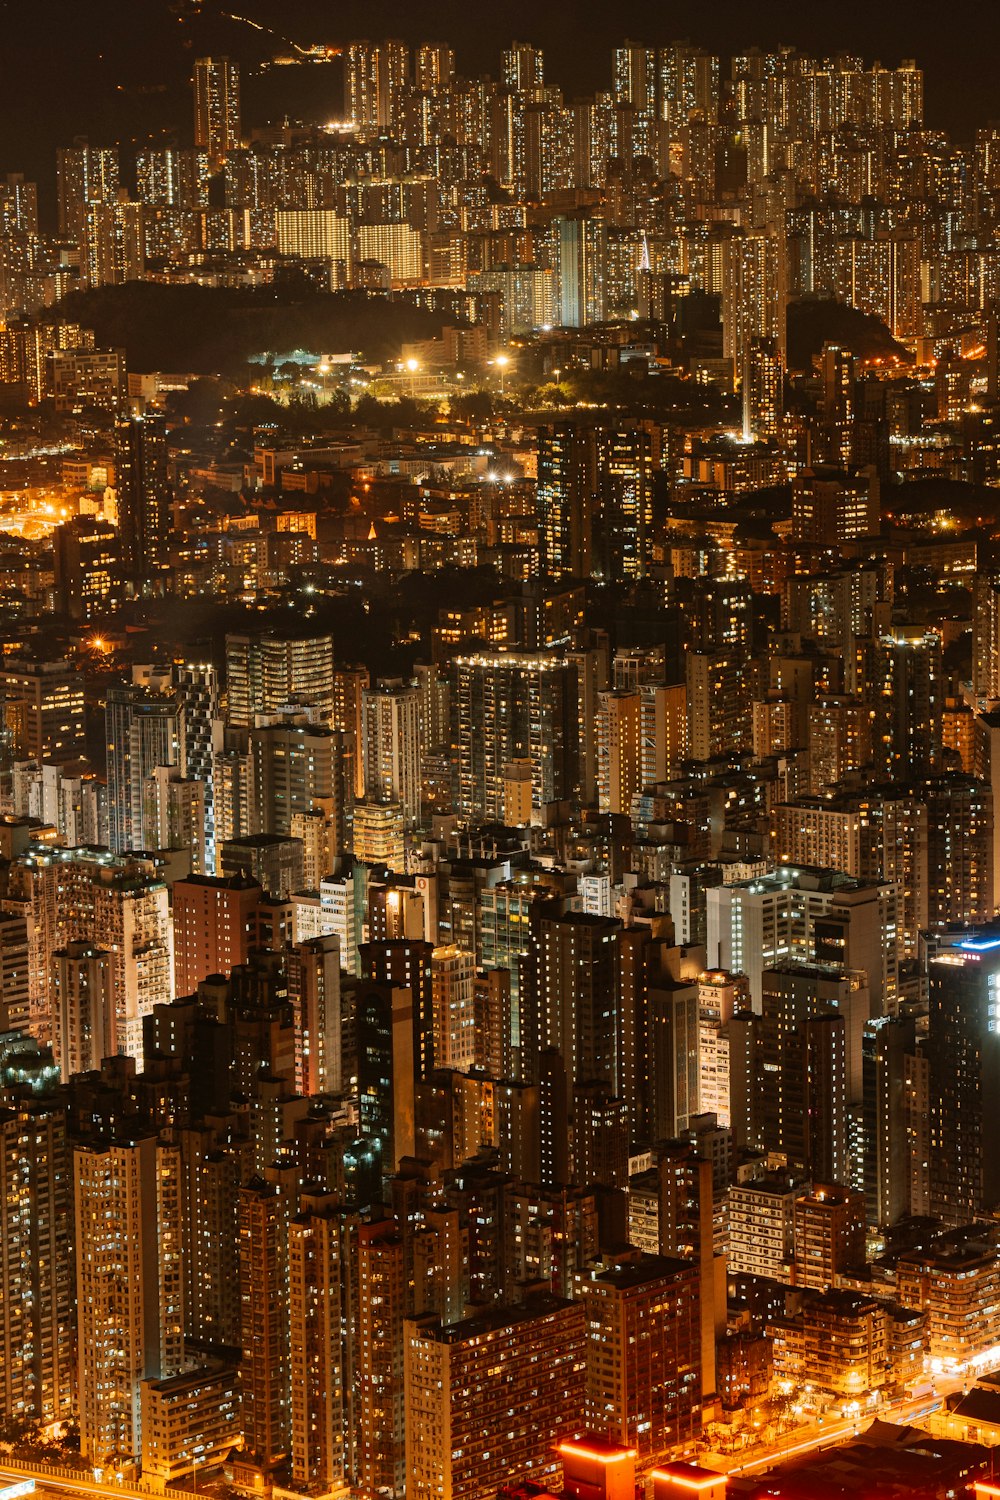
[405,356,419,397]
[495,351,510,397]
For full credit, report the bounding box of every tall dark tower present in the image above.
[928,935,1000,1226]
[114,415,170,580]
[359,938,435,1080]
[872,625,944,778]
[536,421,597,578]
[193,56,242,169]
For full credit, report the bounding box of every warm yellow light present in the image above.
[405,358,420,372]
[495,353,510,368]
[650,1471,725,1492]
[558,1442,637,1465]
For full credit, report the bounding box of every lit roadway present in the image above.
[0,1467,193,1500]
[0,1372,974,1496]
[707,1387,956,1477]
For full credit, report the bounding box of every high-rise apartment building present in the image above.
[353,1218,407,1496]
[722,229,783,378]
[193,57,242,167]
[862,1015,922,1229]
[225,631,335,728]
[344,40,410,137]
[792,1183,866,1290]
[289,1194,347,1492]
[536,421,598,578]
[640,682,688,784]
[655,1141,725,1399]
[0,655,86,764]
[430,944,476,1071]
[697,970,747,1128]
[360,937,434,1082]
[75,1136,185,1466]
[927,933,1000,1225]
[287,934,342,1096]
[596,688,642,815]
[613,44,657,110]
[872,626,944,777]
[646,949,701,1141]
[275,210,353,264]
[135,146,209,207]
[597,421,662,581]
[924,773,994,927]
[115,415,171,580]
[575,1253,701,1461]
[344,42,380,135]
[792,468,880,547]
[896,1241,999,1365]
[172,872,264,998]
[13,762,85,845]
[771,789,930,958]
[743,336,783,439]
[452,652,579,821]
[105,683,184,853]
[520,907,633,1100]
[52,941,114,1078]
[238,1165,297,1470]
[708,865,898,1014]
[755,963,862,1182]
[145,766,206,872]
[502,41,544,89]
[53,516,120,620]
[174,659,220,868]
[7,845,173,1062]
[56,142,119,239]
[415,43,454,90]
[727,1172,801,1281]
[0,1097,75,1426]
[405,1293,584,1500]
[556,215,608,328]
[973,574,1000,704]
[219,833,304,901]
[362,679,423,826]
[247,718,341,838]
[351,800,406,873]
[0,913,30,1033]
[768,1291,917,1401]
[686,651,750,760]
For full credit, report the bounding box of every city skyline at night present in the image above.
[5,10,1000,1500]
[2,3,999,185]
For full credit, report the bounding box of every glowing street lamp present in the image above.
[405,356,419,396]
[495,351,510,397]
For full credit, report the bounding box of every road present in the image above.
[3,1470,133,1500]
[0,1464,197,1500]
[707,1389,948,1476]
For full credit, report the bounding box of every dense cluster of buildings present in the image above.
[4,26,1000,1500]
[0,33,997,407]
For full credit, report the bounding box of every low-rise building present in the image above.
[140,1358,242,1483]
[769,1289,925,1399]
[896,1241,1000,1366]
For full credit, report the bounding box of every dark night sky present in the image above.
[3,0,999,215]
